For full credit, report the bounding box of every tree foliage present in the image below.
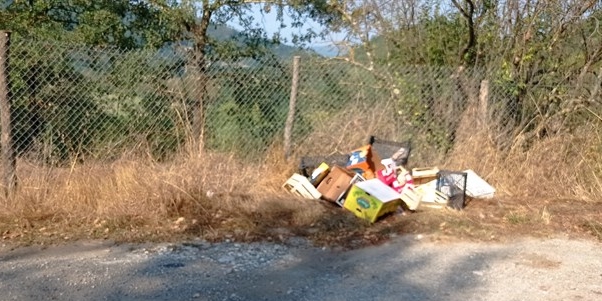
[329,0,602,151]
[1,0,342,163]
[4,0,602,162]
[0,0,182,48]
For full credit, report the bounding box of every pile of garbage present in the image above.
[283,136,496,223]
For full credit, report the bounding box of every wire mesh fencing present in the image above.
[3,37,601,168]
[293,58,490,164]
[6,38,297,164]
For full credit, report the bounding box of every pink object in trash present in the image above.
[392,169,415,193]
[377,169,397,186]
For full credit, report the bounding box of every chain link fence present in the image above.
[3,36,601,169]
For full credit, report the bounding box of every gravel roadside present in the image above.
[0,235,601,301]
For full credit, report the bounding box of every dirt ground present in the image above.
[1,195,600,251]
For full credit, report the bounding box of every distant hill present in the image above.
[311,44,347,58]
[206,25,301,58]
[207,24,335,59]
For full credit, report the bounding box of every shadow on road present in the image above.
[0,231,504,301]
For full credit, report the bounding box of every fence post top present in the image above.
[0,31,11,40]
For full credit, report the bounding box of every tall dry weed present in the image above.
[0,144,336,242]
[296,99,400,156]
[446,99,602,201]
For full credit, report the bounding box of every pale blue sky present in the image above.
[227,4,347,48]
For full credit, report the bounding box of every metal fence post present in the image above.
[0,31,16,197]
[284,55,300,160]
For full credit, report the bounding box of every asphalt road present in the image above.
[0,235,601,301]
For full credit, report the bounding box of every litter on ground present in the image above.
[283,136,495,223]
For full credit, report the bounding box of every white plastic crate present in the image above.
[283,173,322,200]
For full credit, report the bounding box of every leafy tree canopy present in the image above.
[0,0,343,51]
[0,0,183,48]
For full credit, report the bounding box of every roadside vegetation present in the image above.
[0,1,601,249]
[1,124,601,249]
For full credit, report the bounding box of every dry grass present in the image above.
[294,98,400,156]
[0,106,601,249]
[446,100,602,202]
[0,146,369,247]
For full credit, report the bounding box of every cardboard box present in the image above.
[343,179,402,223]
[412,167,440,185]
[308,162,330,186]
[283,173,322,199]
[346,145,385,180]
[393,167,415,193]
[376,169,397,186]
[317,165,357,203]
[335,173,366,207]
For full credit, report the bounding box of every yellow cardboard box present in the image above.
[343,179,402,223]
[308,162,330,186]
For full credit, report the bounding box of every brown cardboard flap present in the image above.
[317,165,356,202]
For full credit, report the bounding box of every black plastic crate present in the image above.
[298,154,350,177]
[436,170,468,210]
[368,136,412,167]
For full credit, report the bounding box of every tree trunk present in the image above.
[189,3,213,155]
[451,0,477,66]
